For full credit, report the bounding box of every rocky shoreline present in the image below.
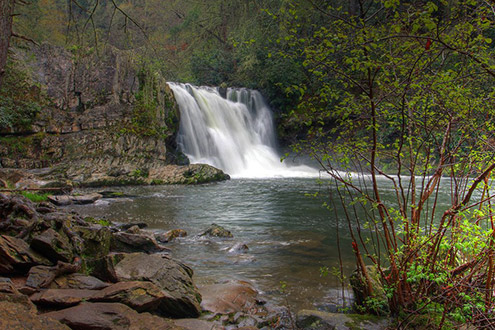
[0,190,393,330]
[0,192,294,329]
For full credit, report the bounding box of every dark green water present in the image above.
[70,176,456,311]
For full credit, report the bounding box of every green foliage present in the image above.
[0,60,46,131]
[276,0,495,326]
[19,191,49,203]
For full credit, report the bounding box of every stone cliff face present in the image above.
[0,44,228,186]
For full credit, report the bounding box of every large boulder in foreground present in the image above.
[199,280,259,315]
[44,302,179,330]
[113,253,202,318]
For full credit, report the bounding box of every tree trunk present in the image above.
[0,0,14,88]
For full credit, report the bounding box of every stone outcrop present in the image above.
[0,44,229,187]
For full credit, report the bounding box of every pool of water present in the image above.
[69,176,455,311]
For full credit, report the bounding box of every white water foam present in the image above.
[168,82,318,178]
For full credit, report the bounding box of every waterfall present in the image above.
[168,82,317,178]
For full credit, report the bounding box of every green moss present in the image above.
[19,191,49,203]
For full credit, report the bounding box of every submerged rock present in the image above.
[156,229,188,243]
[227,242,249,254]
[199,224,233,238]
[199,280,260,315]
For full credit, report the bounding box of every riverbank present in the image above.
[0,190,392,329]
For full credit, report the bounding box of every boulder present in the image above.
[117,222,148,231]
[156,229,188,243]
[26,265,59,289]
[76,225,112,259]
[44,302,179,330]
[199,224,233,238]
[199,280,260,315]
[90,281,166,312]
[0,235,51,274]
[296,310,390,330]
[49,273,108,290]
[111,231,169,254]
[30,288,96,308]
[113,253,202,318]
[84,254,126,283]
[349,265,388,315]
[48,193,102,206]
[31,228,74,263]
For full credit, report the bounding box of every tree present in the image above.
[0,0,14,88]
[281,0,495,326]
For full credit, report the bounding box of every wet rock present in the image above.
[126,225,141,234]
[30,288,96,308]
[44,302,178,329]
[116,222,148,231]
[47,193,102,206]
[199,280,260,315]
[156,229,188,243]
[31,228,73,263]
[227,242,249,254]
[0,235,51,274]
[49,273,108,290]
[114,252,202,318]
[90,281,166,312]
[296,310,390,330]
[199,223,233,238]
[111,230,169,254]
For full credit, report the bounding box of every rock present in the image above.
[0,300,71,330]
[26,265,58,289]
[296,310,390,330]
[227,243,249,254]
[174,318,223,330]
[31,228,74,263]
[199,224,233,238]
[117,222,148,231]
[49,273,108,290]
[114,253,202,318]
[30,288,96,308]
[76,225,112,259]
[0,235,51,274]
[47,193,102,206]
[126,225,141,234]
[156,229,188,243]
[199,281,260,315]
[90,281,166,312]
[84,254,126,283]
[111,231,169,254]
[44,302,178,329]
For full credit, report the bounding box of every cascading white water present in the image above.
[168,82,317,178]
